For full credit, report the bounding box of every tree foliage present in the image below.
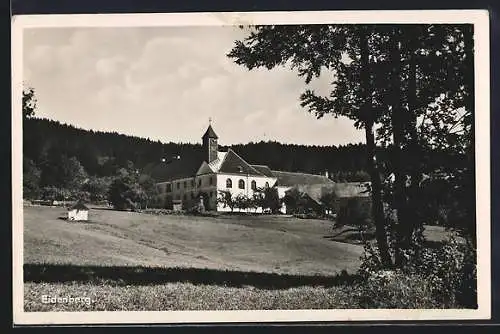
[107,162,146,211]
[228,24,475,268]
[23,86,37,119]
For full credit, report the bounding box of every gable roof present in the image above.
[218,149,264,176]
[286,182,371,205]
[146,156,203,182]
[202,125,218,139]
[207,151,227,173]
[196,161,213,175]
[330,182,371,198]
[271,170,334,187]
[69,201,89,211]
[250,164,275,177]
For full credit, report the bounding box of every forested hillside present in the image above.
[22,117,371,201]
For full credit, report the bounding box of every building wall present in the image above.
[216,173,277,212]
[68,209,88,221]
[155,174,218,210]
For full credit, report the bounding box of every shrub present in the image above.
[411,236,477,308]
[357,233,477,308]
[353,269,441,308]
[337,197,372,227]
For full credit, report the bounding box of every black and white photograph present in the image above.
[12,10,490,324]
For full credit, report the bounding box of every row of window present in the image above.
[226,179,269,190]
[160,177,271,193]
[163,176,215,193]
[174,191,218,201]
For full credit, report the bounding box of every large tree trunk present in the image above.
[389,27,409,267]
[359,29,392,267]
[403,26,423,254]
[365,124,393,266]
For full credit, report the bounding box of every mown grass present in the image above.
[23,206,462,311]
[24,270,450,311]
[24,205,364,276]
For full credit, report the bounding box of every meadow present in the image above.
[23,205,453,311]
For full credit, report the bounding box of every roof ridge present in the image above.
[272,170,329,177]
[215,150,230,172]
[226,148,264,176]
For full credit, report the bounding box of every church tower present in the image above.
[202,121,218,163]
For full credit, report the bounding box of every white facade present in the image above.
[156,172,280,212]
[67,209,88,221]
[152,124,333,214]
[215,173,278,212]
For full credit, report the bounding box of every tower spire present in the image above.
[202,120,218,163]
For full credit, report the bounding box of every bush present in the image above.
[353,270,441,308]
[337,197,372,227]
[357,233,477,308]
[412,236,477,308]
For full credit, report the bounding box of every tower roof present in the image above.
[202,124,218,139]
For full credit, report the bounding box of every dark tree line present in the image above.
[23,117,374,188]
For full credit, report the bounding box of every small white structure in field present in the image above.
[67,201,89,221]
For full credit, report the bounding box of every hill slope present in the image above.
[24,206,363,276]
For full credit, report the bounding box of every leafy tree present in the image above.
[81,176,112,203]
[320,191,339,216]
[234,194,250,212]
[217,190,235,212]
[253,186,281,213]
[228,25,392,265]
[107,163,145,210]
[229,24,475,268]
[39,150,88,195]
[282,188,312,214]
[264,186,281,213]
[23,157,41,199]
[23,86,37,119]
[138,174,158,209]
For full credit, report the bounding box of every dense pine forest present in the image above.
[22,117,371,201]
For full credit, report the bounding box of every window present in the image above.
[198,179,201,187]
[265,182,269,188]
[226,178,232,188]
[191,179,195,187]
[209,176,214,185]
[177,182,180,189]
[166,184,172,192]
[184,181,187,188]
[251,180,257,190]
[238,179,245,189]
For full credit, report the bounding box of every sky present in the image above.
[23,26,364,146]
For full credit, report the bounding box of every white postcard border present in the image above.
[11,9,491,325]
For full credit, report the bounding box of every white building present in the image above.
[67,201,89,221]
[151,124,334,213]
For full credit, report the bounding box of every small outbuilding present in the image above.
[67,201,89,221]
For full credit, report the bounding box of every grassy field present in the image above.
[23,205,454,311]
[24,205,364,276]
[24,281,360,311]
